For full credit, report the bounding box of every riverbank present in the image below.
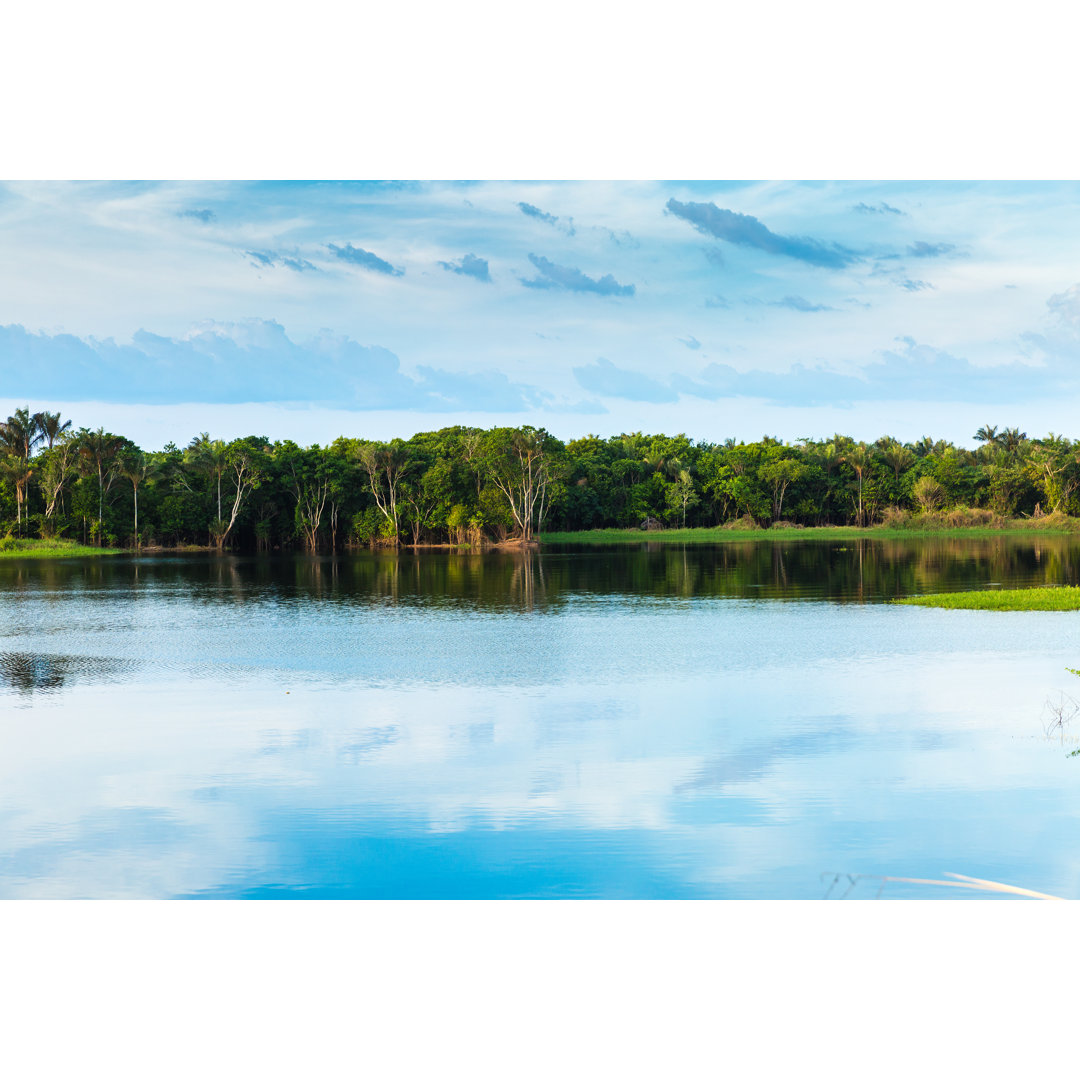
[540,521,1080,545]
[0,538,122,559]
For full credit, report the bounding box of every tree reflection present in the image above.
[0,652,67,695]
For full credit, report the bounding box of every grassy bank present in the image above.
[540,522,1080,545]
[0,538,122,559]
[896,586,1080,611]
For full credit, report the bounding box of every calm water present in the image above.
[3,537,1080,899]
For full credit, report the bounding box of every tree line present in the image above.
[0,409,1075,549]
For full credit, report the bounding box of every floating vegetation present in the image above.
[895,586,1080,611]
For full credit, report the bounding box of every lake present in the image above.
[3,536,1080,899]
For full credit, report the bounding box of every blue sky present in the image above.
[4,180,1080,446]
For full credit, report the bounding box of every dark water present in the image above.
[3,536,1080,899]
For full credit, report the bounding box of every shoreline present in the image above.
[6,522,1080,560]
[539,522,1080,544]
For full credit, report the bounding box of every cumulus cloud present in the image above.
[0,319,548,411]
[414,366,550,410]
[177,208,216,223]
[572,357,678,403]
[568,335,1058,408]
[665,198,860,269]
[852,202,904,215]
[907,241,957,258]
[672,337,1045,406]
[328,242,403,276]
[438,253,491,282]
[244,250,318,272]
[521,254,635,297]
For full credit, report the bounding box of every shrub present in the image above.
[879,506,911,528]
[913,475,946,512]
[722,514,761,531]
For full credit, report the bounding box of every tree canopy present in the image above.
[0,409,1071,549]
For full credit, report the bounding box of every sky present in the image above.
[4,179,1080,448]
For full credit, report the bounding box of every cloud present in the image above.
[177,208,216,223]
[438,253,491,282]
[0,319,548,411]
[1047,284,1080,329]
[521,254,635,297]
[1020,284,1080,363]
[852,202,904,216]
[514,203,574,237]
[907,241,957,258]
[671,336,1044,406]
[413,366,550,410]
[767,295,834,313]
[566,335,1058,409]
[517,202,558,226]
[678,336,701,350]
[899,278,933,292]
[244,250,318,273]
[665,198,860,268]
[603,228,637,248]
[280,256,318,272]
[328,242,403,276]
[572,357,678,403]
[704,295,730,309]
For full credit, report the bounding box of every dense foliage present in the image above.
[0,409,1074,549]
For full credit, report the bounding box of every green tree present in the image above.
[481,427,562,542]
[76,428,126,544]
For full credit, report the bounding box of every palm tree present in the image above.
[0,454,33,534]
[0,407,43,460]
[974,424,999,445]
[119,451,157,546]
[33,410,71,450]
[76,428,125,544]
[186,433,229,525]
[877,439,915,482]
[999,427,1028,457]
[842,442,876,526]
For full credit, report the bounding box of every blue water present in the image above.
[2,542,1080,899]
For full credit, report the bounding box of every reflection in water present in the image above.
[0,651,138,697]
[2,533,1077,609]
[0,653,67,694]
[3,538,1080,898]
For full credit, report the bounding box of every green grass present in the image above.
[0,537,122,559]
[539,524,1080,545]
[896,586,1080,611]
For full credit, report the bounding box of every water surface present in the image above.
[3,537,1080,899]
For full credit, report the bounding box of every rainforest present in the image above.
[1,408,1077,551]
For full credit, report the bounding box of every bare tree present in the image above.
[39,434,75,524]
[481,427,560,542]
[359,440,410,544]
